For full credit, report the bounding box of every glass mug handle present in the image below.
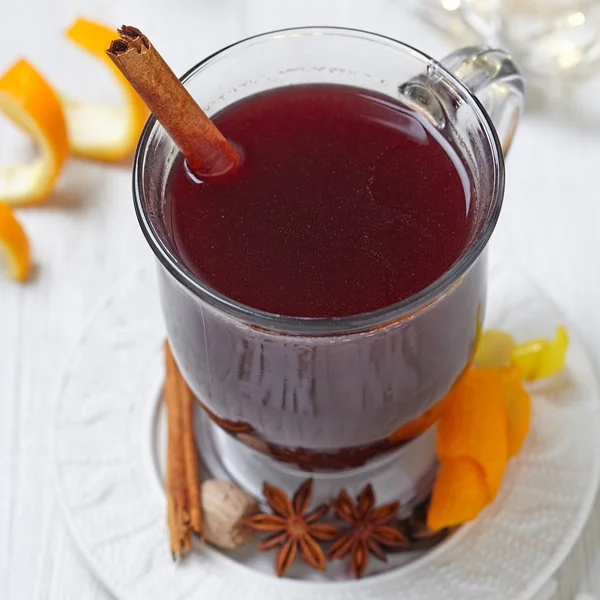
[400,46,524,155]
[440,46,525,154]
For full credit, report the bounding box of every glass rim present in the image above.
[133,26,504,335]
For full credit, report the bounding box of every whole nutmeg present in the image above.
[201,479,260,549]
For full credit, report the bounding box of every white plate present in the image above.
[53,260,600,600]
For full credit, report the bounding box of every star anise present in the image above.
[328,484,408,578]
[244,479,339,576]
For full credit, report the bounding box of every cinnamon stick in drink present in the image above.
[106,26,240,177]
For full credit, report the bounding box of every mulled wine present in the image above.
[166,84,472,318]
[160,83,484,469]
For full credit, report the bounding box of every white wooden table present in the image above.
[1,1,600,598]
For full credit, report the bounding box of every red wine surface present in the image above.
[166,84,472,318]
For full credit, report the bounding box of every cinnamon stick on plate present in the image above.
[106,26,240,178]
[164,342,203,558]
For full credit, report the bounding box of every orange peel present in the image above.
[63,18,148,161]
[389,363,473,443]
[510,325,569,380]
[427,362,533,530]
[475,329,517,367]
[389,394,452,443]
[501,365,532,457]
[0,201,31,280]
[0,59,69,206]
[437,366,509,497]
[427,457,490,531]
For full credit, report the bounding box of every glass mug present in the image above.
[134,28,523,506]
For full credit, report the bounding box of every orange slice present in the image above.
[437,366,509,497]
[0,202,31,280]
[64,18,148,161]
[427,457,490,531]
[0,59,68,206]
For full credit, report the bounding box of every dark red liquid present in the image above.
[167,84,472,318]
[161,83,484,471]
